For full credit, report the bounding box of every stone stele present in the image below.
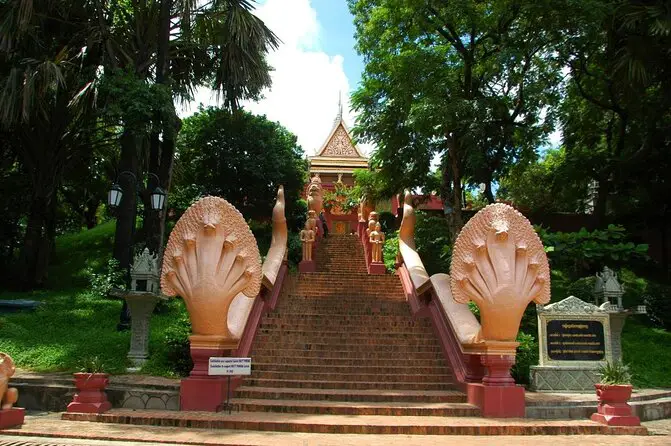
[161,196,262,350]
[531,296,612,392]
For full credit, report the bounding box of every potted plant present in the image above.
[66,356,112,413]
[590,361,640,426]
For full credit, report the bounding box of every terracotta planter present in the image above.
[590,384,640,426]
[66,372,112,413]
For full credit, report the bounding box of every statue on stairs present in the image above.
[300,221,315,262]
[370,222,385,263]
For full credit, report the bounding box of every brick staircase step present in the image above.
[234,386,466,403]
[63,410,648,435]
[264,314,425,321]
[250,348,444,360]
[251,357,448,367]
[252,363,449,374]
[252,342,443,353]
[250,370,453,383]
[244,378,455,390]
[230,399,479,416]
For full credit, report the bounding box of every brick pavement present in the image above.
[0,413,670,445]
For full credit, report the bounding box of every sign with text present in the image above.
[546,319,606,361]
[208,357,251,376]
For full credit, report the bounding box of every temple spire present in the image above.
[334,91,343,124]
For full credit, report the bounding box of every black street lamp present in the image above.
[108,171,166,331]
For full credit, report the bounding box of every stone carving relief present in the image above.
[0,353,18,410]
[322,126,357,157]
[161,197,262,345]
[537,296,607,315]
[451,203,551,342]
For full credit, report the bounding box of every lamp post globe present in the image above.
[150,187,167,211]
[108,183,123,208]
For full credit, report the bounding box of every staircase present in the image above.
[233,234,478,421]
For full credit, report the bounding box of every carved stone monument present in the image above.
[531,296,613,392]
[594,266,624,308]
[0,353,24,428]
[130,248,160,293]
[112,249,167,372]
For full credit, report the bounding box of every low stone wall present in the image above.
[13,373,180,412]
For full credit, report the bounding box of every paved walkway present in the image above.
[0,413,669,446]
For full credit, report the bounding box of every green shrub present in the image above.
[567,277,596,302]
[619,268,649,308]
[414,211,452,275]
[87,257,126,298]
[287,232,302,268]
[644,282,671,331]
[383,232,399,272]
[164,310,193,377]
[512,332,538,385]
[538,225,648,280]
[550,269,570,302]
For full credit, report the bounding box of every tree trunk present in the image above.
[445,139,464,236]
[113,130,140,274]
[594,175,610,227]
[19,194,51,288]
[484,180,495,204]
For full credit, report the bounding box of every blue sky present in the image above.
[310,0,364,89]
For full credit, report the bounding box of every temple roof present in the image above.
[309,106,368,174]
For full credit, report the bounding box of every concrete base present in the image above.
[298,260,316,273]
[591,412,641,426]
[530,366,599,392]
[180,377,230,412]
[0,408,24,429]
[67,401,112,414]
[368,262,386,275]
[468,383,526,418]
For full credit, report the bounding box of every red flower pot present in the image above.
[590,384,640,426]
[66,372,112,413]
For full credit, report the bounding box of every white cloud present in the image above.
[181,0,366,156]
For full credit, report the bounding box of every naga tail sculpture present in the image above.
[262,185,287,289]
[450,203,550,342]
[161,196,262,348]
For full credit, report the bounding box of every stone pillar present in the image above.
[125,293,161,371]
[608,312,630,363]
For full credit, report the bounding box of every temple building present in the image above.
[307,104,368,234]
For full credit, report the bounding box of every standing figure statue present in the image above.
[300,221,315,262]
[366,211,379,237]
[370,222,385,263]
[0,353,19,410]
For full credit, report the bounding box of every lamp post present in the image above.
[107,171,167,330]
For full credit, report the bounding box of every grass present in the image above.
[622,317,671,388]
[0,220,187,376]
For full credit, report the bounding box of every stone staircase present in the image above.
[232,234,478,422]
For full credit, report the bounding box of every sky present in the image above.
[183,0,366,156]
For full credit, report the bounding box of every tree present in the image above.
[498,147,589,213]
[349,0,560,235]
[556,0,671,225]
[173,107,307,220]
[0,0,101,287]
